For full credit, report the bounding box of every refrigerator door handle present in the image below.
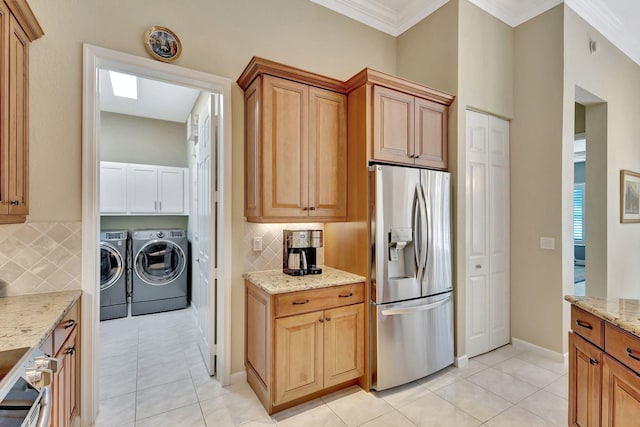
[417,183,428,282]
[413,185,422,276]
[381,295,452,316]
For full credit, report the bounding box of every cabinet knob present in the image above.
[303,207,309,211]
[589,358,598,366]
[475,264,482,269]
[325,317,331,322]
[9,200,19,206]
[309,207,316,211]
[65,345,76,356]
[319,318,324,323]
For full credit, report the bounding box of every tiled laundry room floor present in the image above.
[97,309,568,427]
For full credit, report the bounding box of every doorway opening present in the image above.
[574,86,607,298]
[82,45,232,425]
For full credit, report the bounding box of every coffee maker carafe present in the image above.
[283,230,323,276]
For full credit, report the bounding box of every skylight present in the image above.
[109,71,138,99]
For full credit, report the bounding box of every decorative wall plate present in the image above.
[144,26,181,62]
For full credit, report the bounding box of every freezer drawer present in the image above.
[371,292,454,391]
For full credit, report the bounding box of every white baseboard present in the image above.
[229,370,247,384]
[512,337,568,364]
[455,355,469,368]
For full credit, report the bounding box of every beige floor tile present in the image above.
[515,351,568,375]
[485,405,557,427]
[493,357,561,388]
[360,410,416,427]
[397,391,482,427]
[416,368,460,391]
[471,345,521,367]
[448,359,489,379]
[238,419,276,426]
[374,381,431,408]
[136,403,205,427]
[136,360,191,390]
[94,392,135,427]
[200,382,270,426]
[467,367,539,403]
[517,390,568,426]
[325,389,395,426]
[135,378,198,420]
[435,379,512,422]
[270,398,326,422]
[544,375,568,400]
[99,374,137,400]
[276,404,347,427]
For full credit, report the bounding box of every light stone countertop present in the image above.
[0,290,82,353]
[243,266,366,295]
[565,295,640,338]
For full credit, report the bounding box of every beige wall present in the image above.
[563,6,640,301]
[27,0,396,376]
[100,112,189,167]
[511,5,565,353]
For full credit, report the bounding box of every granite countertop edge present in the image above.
[0,290,82,353]
[565,295,640,338]
[243,266,366,295]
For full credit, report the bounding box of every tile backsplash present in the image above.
[0,222,82,297]
[243,222,324,273]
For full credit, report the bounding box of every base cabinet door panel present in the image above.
[569,332,602,427]
[274,311,324,405]
[602,354,640,427]
[323,303,364,388]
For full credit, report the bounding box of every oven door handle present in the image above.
[36,385,52,427]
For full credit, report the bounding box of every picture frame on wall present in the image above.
[144,26,182,63]
[620,169,640,223]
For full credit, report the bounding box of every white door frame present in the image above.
[81,44,233,425]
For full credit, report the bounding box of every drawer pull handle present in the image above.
[64,319,76,329]
[575,319,593,330]
[338,293,353,298]
[292,299,310,305]
[589,358,598,366]
[627,347,640,362]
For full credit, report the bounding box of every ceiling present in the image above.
[99,69,200,123]
[310,0,640,66]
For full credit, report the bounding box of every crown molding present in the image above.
[565,0,640,66]
[396,0,449,35]
[466,0,561,27]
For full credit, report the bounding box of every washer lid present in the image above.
[135,239,186,286]
[100,242,124,291]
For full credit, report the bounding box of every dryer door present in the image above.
[135,239,186,286]
[100,242,124,290]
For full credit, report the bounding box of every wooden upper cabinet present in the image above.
[238,58,347,222]
[373,85,448,169]
[0,0,42,224]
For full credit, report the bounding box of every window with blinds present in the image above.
[574,183,585,243]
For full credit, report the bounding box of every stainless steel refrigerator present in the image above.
[370,164,453,391]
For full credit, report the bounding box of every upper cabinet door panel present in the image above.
[308,87,346,218]
[244,77,261,218]
[373,85,414,165]
[414,98,447,170]
[158,167,184,213]
[100,162,128,213]
[262,75,309,218]
[128,165,158,213]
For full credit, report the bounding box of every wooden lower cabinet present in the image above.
[40,300,80,427]
[602,354,640,426]
[569,331,603,426]
[245,280,364,414]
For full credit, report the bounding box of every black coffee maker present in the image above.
[283,230,323,276]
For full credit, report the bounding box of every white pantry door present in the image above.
[196,95,218,375]
[466,110,510,358]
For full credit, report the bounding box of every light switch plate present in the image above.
[540,237,555,250]
[253,236,263,252]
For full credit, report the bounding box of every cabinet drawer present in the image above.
[571,305,604,347]
[605,323,640,374]
[275,283,364,317]
[54,301,79,356]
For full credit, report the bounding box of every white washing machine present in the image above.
[100,230,129,320]
[131,229,188,316]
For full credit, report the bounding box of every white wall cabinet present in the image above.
[465,110,510,358]
[100,161,188,215]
